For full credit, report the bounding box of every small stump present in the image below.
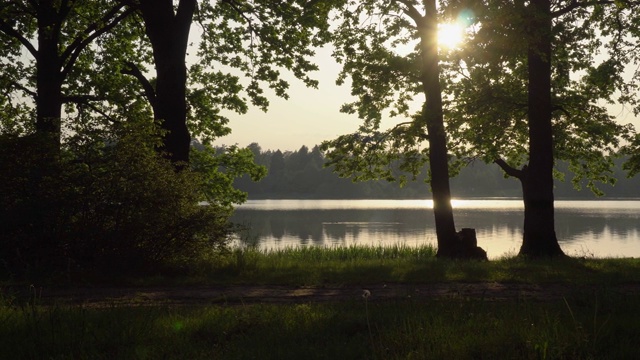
[456,228,488,260]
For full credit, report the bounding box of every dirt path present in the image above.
[6,282,640,307]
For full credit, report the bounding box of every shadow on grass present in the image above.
[6,294,640,359]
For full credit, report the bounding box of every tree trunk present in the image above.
[35,0,63,153]
[155,55,191,166]
[419,1,485,260]
[520,0,564,258]
[138,0,194,166]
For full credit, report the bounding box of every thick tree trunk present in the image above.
[138,0,194,166]
[154,55,191,165]
[419,0,486,260]
[419,1,457,256]
[520,0,564,258]
[519,172,564,257]
[35,0,63,153]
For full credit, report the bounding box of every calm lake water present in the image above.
[231,199,640,259]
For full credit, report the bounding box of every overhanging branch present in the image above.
[220,0,257,39]
[121,61,156,107]
[551,0,640,18]
[494,158,525,179]
[396,0,424,26]
[8,80,37,98]
[63,94,118,123]
[60,5,134,79]
[0,19,38,57]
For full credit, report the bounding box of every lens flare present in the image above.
[437,23,464,49]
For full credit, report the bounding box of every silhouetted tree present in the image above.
[0,1,134,152]
[322,0,485,258]
[122,0,341,166]
[447,0,638,257]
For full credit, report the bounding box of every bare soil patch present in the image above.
[6,282,640,307]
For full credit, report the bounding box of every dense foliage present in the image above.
[446,0,637,194]
[320,0,640,258]
[2,0,640,273]
[0,0,330,278]
[0,125,251,278]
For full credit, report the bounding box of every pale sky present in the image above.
[214,46,361,152]
[212,41,640,153]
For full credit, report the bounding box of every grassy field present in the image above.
[2,245,640,359]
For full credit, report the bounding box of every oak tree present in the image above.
[122,0,340,165]
[0,0,135,152]
[447,0,638,257]
[322,0,486,259]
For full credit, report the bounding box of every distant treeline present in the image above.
[232,143,639,199]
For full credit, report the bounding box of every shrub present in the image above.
[0,130,234,279]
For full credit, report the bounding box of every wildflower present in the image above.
[362,289,371,299]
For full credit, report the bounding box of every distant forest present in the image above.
[232,144,640,199]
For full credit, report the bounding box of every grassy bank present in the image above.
[6,244,640,287]
[3,245,640,359]
[162,244,640,287]
[2,292,640,359]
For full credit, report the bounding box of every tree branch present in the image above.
[396,0,424,26]
[220,0,256,35]
[377,121,416,144]
[121,61,156,107]
[60,5,134,80]
[552,104,572,117]
[175,0,197,55]
[62,94,102,103]
[0,19,38,57]
[54,0,73,41]
[354,122,426,172]
[494,158,524,179]
[8,80,37,98]
[551,0,640,18]
[176,0,197,27]
[64,95,119,123]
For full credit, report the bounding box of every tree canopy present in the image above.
[322,0,487,259]
[0,0,341,161]
[0,0,341,276]
[3,0,640,274]
[322,0,640,258]
[0,0,137,146]
[443,0,639,257]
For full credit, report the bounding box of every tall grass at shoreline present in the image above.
[185,244,439,286]
[4,244,640,287]
[188,244,640,286]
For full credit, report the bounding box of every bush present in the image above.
[0,131,234,279]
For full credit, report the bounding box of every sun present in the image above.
[437,23,464,49]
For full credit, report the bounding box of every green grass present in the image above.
[2,292,640,359]
[160,244,640,287]
[3,245,640,359]
[5,244,640,287]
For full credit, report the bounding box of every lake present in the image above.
[231,199,640,259]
